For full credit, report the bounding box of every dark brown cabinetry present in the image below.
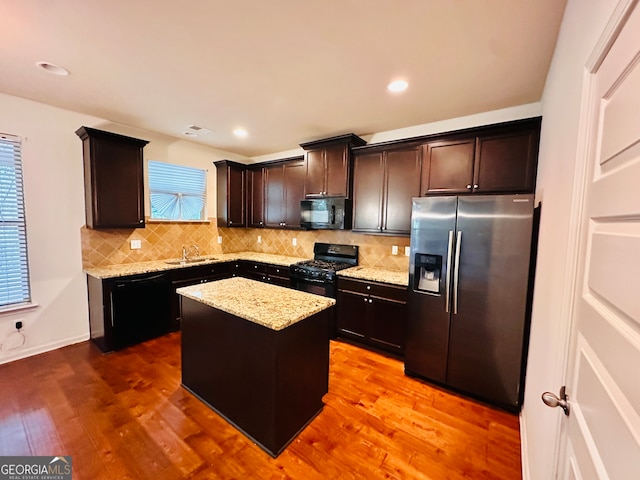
[336,277,408,356]
[421,119,540,195]
[247,166,266,228]
[169,262,234,330]
[75,126,148,229]
[421,139,475,194]
[239,261,290,287]
[300,134,366,198]
[264,158,305,229]
[214,160,246,227]
[352,145,421,235]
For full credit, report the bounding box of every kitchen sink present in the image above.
[165,258,210,265]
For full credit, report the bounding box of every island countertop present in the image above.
[177,277,335,331]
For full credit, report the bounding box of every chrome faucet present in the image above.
[182,244,200,261]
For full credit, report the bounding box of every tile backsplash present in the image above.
[81,218,410,271]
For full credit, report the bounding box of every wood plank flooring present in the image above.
[0,333,522,479]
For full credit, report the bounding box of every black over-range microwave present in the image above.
[300,197,352,230]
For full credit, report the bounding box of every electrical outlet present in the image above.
[392,245,398,255]
[405,246,410,256]
[257,235,262,244]
[217,236,222,244]
[15,321,23,330]
[130,239,141,249]
[292,238,297,246]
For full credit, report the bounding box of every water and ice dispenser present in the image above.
[413,254,442,294]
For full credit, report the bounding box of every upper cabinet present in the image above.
[421,118,541,195]
[264,157,305,229]
[421,139,475,194]
[75,126,148,229]
[300,134,366,198]
[247,166,266,228]
[352,144,421,235]
[214,160,246,227]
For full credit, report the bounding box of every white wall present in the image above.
[0,93,248,365]
[521,0,619,478]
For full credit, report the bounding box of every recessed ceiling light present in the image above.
[36,61,70,76]
[387,80,408,92]
[233,128,248,138]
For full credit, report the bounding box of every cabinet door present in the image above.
[421,139,475,194]
[324,144,349,197]
[227,165,246,226]
[304,149,326,197]
[336,290,368,339]
[89,137,145,228]
[368,296,407,355]
[283,161,305,228]
[473,130,538,193]
[383,147,422,235]
[352,152,384,233]
[248,167,265,228]
[264,165,285,228]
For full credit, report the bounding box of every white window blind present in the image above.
[0,133,31,308]
[148,160,207,221]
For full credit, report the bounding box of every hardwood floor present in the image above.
[0,333,522,479]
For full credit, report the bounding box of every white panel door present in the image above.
[555,1,640,478]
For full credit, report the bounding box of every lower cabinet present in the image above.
[239,261,290,287]
[335,277,408,356]
[169,262,234,330]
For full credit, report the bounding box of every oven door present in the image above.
[290,276,336,298]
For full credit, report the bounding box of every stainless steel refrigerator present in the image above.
[405,194,536,411]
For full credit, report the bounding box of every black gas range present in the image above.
[290,243,358,298]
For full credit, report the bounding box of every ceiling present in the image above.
[0,1,567,158]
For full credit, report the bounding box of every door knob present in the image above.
[541,386,570,416]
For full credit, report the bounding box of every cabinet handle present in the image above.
[466,184,472,190]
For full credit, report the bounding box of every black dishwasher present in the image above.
[109,272,172,350]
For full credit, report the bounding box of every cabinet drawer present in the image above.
[337,277,407,302]
[266,265,289,277]
[171,262,233,281]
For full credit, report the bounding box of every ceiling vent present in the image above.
[186,124,213,135]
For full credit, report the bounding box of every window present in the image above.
[148,160,207,221]
[0,133,31,309]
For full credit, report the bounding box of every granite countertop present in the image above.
[338,266,409,287]
[84,252,309,279]
[177,277,336,331]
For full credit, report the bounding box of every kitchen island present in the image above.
[177,277,335,457]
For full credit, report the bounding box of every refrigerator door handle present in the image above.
[445,230,454,313]
[453,231,462,315]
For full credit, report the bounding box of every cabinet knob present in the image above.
[139,219,144,223]
[369,299,373,304]
[254,265,258,269]
[366,285,371,290]
[229,220,233,225]
[260,221,263,225]
[466,184,472,190]
[473,184,479,189]
[363,298,368,303]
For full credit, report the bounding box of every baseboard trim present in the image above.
[0,334,90,365]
